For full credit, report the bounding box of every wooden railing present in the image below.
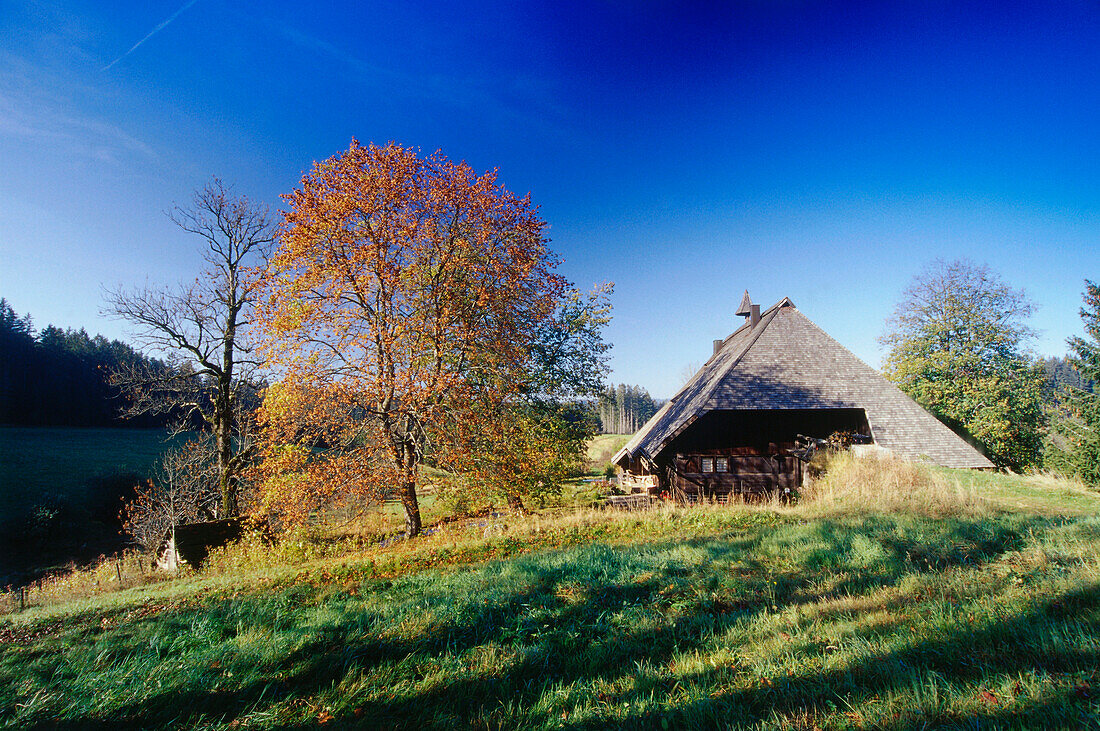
[619,473,659,492]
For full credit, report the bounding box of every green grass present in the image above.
[2,460,1100,729]
[942,467,1100,516]
[0,426,181,521]
[586,433,632,475]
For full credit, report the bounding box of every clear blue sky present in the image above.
[2,1,1098,398]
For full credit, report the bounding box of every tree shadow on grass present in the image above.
[616,581,1100,730]
[7,515,1092,729]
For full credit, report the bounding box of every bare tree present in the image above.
[123,437,220,550]
[105,179,276,517]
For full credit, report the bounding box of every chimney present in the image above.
[713,339,722,355]
[750,304,760,328]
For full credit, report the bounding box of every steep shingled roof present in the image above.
[614,298,993,469]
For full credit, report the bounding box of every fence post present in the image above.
[17,587,25,613]
[115,559,123,586]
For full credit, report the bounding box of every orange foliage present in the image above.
[254,141,567,535]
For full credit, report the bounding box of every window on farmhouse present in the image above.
[715,456,728,472]
[700,457,714,473]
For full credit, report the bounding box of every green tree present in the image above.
[1046,281,1100,483]
[881,259,1045,470]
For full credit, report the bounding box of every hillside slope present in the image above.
[2,459,1099,729]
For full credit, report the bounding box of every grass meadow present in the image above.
[0,427,179,520]
[0,427,183,586]
[587,434,632,476]
[1,454,1099,729]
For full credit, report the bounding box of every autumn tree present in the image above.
[256,141,609,535]
[1046,281,1100,483]
[438,285,612,511]
[881,259,1045,470]
[105,179,276,517]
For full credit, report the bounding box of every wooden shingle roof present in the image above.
[614,298,993,469]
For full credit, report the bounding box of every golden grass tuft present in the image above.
[803,451,990,517]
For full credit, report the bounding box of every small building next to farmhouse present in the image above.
[155,518,247,571]
[613,293,992,503]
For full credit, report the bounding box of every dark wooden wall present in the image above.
[653,408,870,502]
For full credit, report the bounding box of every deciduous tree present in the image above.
[122,437,220,550]
[881,259,1045,470]
[104,179,276,517]
[255,141,609,535]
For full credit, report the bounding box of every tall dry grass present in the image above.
[1,550,173,616]
[802,451,991,517]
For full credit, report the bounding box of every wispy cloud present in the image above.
[269,21,569,132]
[103,0,200,71]
[0,67,156,164]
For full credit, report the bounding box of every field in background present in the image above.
[2,454,1099,728]
[0,426,179,521]
[587,433,631,474]
[0,427,182,585]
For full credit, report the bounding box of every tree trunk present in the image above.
[216,413,236,517]
[401,478,422,537]
[506,492,525,514]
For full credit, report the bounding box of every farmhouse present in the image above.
[612,293,993,502]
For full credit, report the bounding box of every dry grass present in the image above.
[2,550,173,614]
[802,451,990,517]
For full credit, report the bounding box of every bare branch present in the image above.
[105,177,275,518]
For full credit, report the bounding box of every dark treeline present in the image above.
[596,383,663,434]
[0,298,168,427]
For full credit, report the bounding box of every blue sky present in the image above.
[1,1,1099,398]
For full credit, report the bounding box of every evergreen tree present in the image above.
[0,298,169,427]
[596,383,658,434]
[1046,281,1100,483]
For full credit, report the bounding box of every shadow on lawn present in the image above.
[15,515,1099,729]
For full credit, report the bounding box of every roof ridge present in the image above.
[654,306,780,445]
[630,302,785,457]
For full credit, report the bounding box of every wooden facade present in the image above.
[669,446,802,502]
[619,407,868,502]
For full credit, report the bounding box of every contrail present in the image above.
[103,0,201,71]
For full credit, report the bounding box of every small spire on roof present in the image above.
[735,290,753,317]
